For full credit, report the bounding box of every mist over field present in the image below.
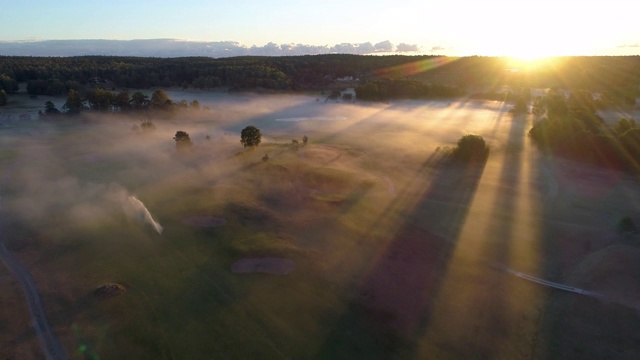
[2,91,640,359]
[2,0,640,355]
[4,94,478,230]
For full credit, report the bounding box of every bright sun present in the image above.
[480,39,568,61]
[506,40,571,61]
[463,3,604,60]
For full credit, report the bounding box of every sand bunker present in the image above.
[230,258,296,275]
[181,216,227,227]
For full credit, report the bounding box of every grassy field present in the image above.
[1,92,640,359]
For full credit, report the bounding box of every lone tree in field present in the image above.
[453,134,489,163]
[240,125,262,148]
[173,130,193,152]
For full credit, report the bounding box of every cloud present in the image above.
[396,43,420,52]
[355,42,376,54]
[0,39,422,57]
[374,41,394,52]
[429,46,446,53]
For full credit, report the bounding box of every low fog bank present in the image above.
[1,92,513,241]
[4,89,640,360]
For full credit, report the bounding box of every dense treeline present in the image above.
[0,54,441,94]
[529,88,640,171]
[40,88,201,117]
[1,55,639,98]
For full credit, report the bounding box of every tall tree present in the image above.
[43,101,60,115]
[240,126,262,148]
[62,89,84,114]
[130,92,149,110]
[86,88,113,111]
[173,130,193,152]
[150,89,172,110]
[0,75,19,94]
[114,90,131,112]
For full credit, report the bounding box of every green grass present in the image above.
[20,160,380,359]
[10,104,640,359]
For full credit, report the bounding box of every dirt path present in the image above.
[0,220,69,360]
[0,160,69,360]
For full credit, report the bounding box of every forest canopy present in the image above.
[0,55,639,97]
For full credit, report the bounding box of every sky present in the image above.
[2,0,640,57]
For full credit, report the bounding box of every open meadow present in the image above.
[1,91,640,359]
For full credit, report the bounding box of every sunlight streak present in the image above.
[416,112,547,358]
[373,57,458,78]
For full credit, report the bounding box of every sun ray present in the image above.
[373,56,459,78]
[415,109,547,358]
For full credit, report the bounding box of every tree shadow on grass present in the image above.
[314,156,488,359]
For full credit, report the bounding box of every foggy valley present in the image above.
[4,0,640,356]
[1,84,640,359]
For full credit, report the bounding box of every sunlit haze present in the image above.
[2,0,639,57]
[2,0,640,359]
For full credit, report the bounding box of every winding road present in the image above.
[0,156,68,359]
[0,222,69,360]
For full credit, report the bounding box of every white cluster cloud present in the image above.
[0,39,422,57]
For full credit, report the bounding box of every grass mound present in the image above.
[301,167,357,191]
